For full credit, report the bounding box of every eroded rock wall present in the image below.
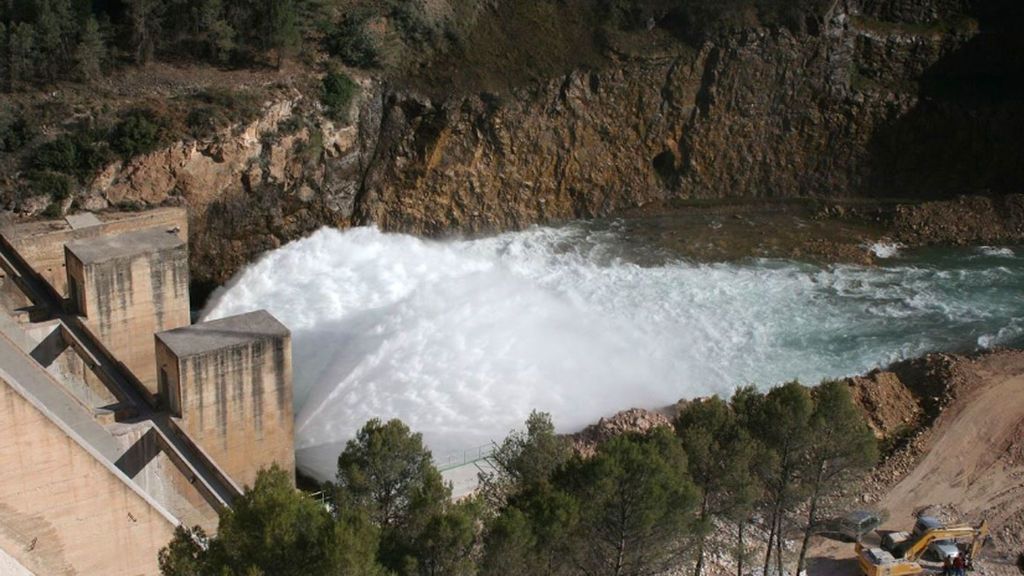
[62,0,1020,286]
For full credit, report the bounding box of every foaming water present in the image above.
[202,225,1024,480]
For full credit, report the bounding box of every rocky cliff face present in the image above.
[64,0,1021,287]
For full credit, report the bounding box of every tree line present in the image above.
[159,379,877,576]
[0,0,310,89]
[0,0,847,93]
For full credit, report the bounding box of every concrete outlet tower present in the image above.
[64,227,190,396]
[155,310,296,489]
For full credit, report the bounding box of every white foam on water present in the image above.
[203,226,1024,480]
[976,246,1016,258]
[866,241,905,259]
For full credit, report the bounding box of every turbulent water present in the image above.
[202,224,1024,480]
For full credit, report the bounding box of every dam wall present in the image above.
[2,208,188,298]
[0,370,177,576]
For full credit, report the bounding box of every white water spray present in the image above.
[203,225,1024,480]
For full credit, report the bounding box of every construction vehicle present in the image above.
[855,520,989,576]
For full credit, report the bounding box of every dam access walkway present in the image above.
[0,233,240,511]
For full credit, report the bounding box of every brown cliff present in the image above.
[8,0,1020,288]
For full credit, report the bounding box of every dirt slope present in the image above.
[811,350,1024,575]
[879,352,1024,558]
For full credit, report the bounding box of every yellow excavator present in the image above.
[855,520,989,576]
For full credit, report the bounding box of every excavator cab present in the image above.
[856,542,925,576]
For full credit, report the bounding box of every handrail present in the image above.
[437,443,496,472]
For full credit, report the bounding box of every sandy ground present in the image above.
[807,351,1024,576]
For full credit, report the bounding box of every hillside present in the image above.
[809,350,1024,574]
[2,0,1023,289]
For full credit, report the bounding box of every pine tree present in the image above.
[478,411,571,510]
[159,465,387,576]
[0,19,8,92]
[197,0,234,63]
[126,0,162,64]
[33,0,74,79]
[676,396,761,576]
[794,380,878,574]
[569,428,699,576]
[261,0,299,68]
[738,381,815,576]
[8,22,34,84]
[73,16,104,81]
[333,418,451,573]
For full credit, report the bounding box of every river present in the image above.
[201,221,1024,481]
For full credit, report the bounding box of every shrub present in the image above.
[321,71,359,123]
[326,16,381,69]
[0,117,36,153]
[32,139,80,173]
[192,88,261,121]
[31,132,111,177]
[185,106,223,137]
[29,171,75,201]
[110,109,170,158]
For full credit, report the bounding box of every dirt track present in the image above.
[809,350,1024,575]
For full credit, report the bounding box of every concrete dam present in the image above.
[0,208,294,575]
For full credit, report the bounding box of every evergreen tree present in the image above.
[481,507,538,576]
[126,0,162,64]
[333,418,451,573]
[728,386,771,576]
[159,465,386,576]
[0,19,7,92]
[675,396,760,576]
[482,485,580,576]
[739,381,815,576]
[567,427,699,576]
[158,526,207,576]
[196,0,234,63]
[260,0,299,68]
[406,499,481,576]
[479,410,571,510]
[794,380,878,574]
[33,0,74,79]
[9,22,35,84]
[73,16,105,81]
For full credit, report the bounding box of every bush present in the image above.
[321,71,359,123]
[29,171,75,201]
[0,117,36,153]
[185,106,223,137]
[110,109,170,158]
[193,89,261,119]
[326,16,381,69]
[31,132,111,177]
[32,139,80,173]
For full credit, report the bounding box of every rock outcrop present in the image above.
[34,0,1020,287]
[570,408,674,457]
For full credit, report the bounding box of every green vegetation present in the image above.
[29,171,74,202]
[110,109,171,158]
[0,0,326,90]
[159,380,877,576]
[31,131,111,178]
[321,71,358,123]
[0,0,851,95]
[159,465,385,576]
[0,116,34,152]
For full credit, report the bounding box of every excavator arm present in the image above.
[899,521,990,562]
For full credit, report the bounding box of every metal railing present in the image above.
[437,443,496,472]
